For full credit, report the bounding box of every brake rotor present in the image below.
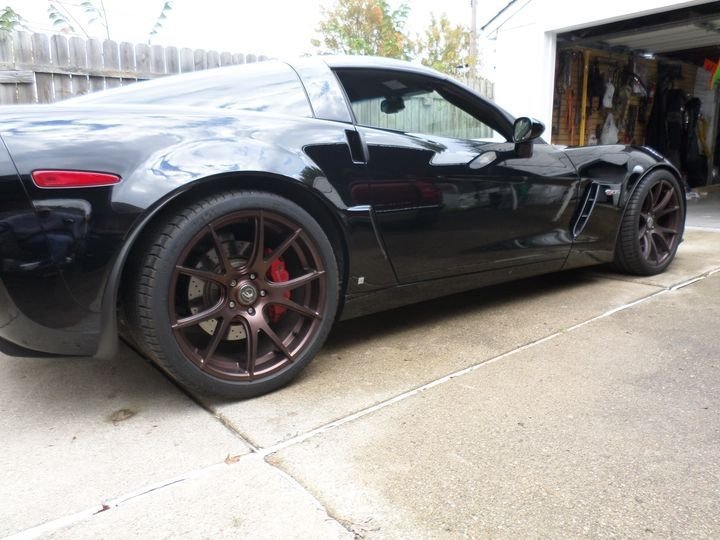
[187,239,250,341]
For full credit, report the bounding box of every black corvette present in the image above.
[0,56,685,398]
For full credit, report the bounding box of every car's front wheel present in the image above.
[614,171,685,275]
[126,190,339,399]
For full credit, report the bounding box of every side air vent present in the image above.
[345,129,367,165]
[572,182,599,238]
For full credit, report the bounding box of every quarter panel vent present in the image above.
[572,182,599,238]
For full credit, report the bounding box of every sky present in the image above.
[16,0,508,59]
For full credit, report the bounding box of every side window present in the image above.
[335,69,503,141]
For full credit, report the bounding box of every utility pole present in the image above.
[469,0,478,82]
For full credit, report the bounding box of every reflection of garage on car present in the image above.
[483,0,720,188]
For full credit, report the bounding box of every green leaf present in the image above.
[313,0,411,59]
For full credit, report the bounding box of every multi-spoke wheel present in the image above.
[614,171,685,276]
[125,191,338,399]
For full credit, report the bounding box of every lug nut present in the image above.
[248,307,255,315]
[229,301,236,309]
[230,280,237,287]
[260,290,267,297]
[250,273,257,280]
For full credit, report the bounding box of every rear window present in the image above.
[70,61,312,118]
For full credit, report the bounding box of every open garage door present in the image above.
[553,2,720,188]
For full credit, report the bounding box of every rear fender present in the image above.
[95,168,346,360]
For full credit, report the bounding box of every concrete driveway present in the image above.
[2,193,719,539]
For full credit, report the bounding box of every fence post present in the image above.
[165,46,179,75]
[69,36,89,97]
[151,45,165,75]
[135,42,150,77]
[103,39,121,88]
[0,32,17,105]
[14,32,34,103]
[193,49,206,71]
[86,39,105,92]
[32,33,53,103]
[206,50,220,69]
[50,35,72,101]
[119,42,135,85]
[180,48,194,73]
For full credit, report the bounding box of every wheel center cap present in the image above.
[237,283,258,306]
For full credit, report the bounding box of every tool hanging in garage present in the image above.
[554,50,574,137]
[588,59,604,112]
[625,105,638,143]
[684,97,709,187]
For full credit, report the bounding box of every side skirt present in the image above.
[340,259,567,320]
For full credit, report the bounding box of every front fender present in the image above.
[619,147,684,221]
[562,144,682,269]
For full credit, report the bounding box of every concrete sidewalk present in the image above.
[2,227,719,537]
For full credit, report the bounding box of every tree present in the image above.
[48,1,83,35]
[80,0,111,40]
[414,14,475,78]
[0,6,25,33]
[47,0,111,39]
[312,0,410,59]
[46,0,172,43]
[149,1,174,43]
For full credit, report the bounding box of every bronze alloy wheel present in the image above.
[126,190,338,399]
[614,171,685,276]
[637,179,682,265]
[169,210,327,381]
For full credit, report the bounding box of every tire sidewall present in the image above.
[619,170,685,275]
[146,191,339,399]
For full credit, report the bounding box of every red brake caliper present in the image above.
[265,248,290,323]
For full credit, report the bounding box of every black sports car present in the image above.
[0,56,685,398]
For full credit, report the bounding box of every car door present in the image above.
[333,68,580,283]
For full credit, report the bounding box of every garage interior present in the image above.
[553,2,720,188]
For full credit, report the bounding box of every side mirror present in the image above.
[513,117,544,158]
[513,117,545,143]
[381,95,405,115]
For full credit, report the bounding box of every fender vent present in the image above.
[572,182,599,238]
[345,129,367,164]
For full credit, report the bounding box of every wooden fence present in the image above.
[0,31,494,106]
[467,77,494,101]
[354,93,496,139]
[0,31,267,105]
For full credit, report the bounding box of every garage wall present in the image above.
[551,47,699,148]
[485,0,716,142]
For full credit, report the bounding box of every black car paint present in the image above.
[0,57,680,357]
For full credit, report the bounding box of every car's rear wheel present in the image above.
[614,171,684,275]
[126,190,338,399]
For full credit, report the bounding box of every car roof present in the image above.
[313,55,448,79]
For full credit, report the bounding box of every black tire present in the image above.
[125,190,339,399]
[614,171,685,276]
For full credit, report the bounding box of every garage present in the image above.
[552,2,720,188]
[483,0,720,188]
